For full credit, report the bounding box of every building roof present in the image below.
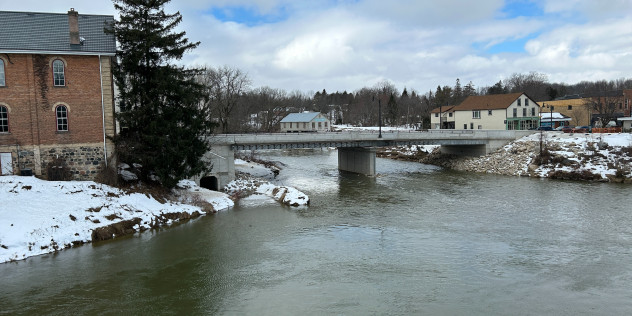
[430,105,455,113]
[453,92,527,111]
[0,10,116,55]
[540,112,572,121]
[280,112,323,123]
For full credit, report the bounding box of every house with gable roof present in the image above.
[430,105,456,129]
[0,9,117,179]
[280,112,331,132]
[452,93,540,130]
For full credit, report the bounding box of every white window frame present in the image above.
[0,105,8,133]
[53,60,65,86]
[0,59,5,87]
[56,105,68,131]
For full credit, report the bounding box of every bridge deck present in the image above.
[210,130,534,150]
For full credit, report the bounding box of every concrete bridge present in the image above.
[195,130,535,190]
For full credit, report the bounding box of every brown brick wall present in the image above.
[0,53,116,179]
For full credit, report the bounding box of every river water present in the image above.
[2,149,632,315]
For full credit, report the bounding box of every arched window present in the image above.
[56,105,68,131]
[0,59,5,87]
[0,106,8,132]
[53,60,65,86]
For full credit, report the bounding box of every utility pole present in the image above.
[378,98,382,138]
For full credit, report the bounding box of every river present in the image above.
[2,149,632,315]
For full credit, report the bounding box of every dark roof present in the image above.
[0,10,116,55]
[430,105,455,113]
[453,93,527,111]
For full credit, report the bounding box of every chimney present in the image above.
[68,8,80,46]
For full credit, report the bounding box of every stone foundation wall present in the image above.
[0,143,109,180]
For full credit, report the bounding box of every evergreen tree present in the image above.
[487,80,507,95]
[387,93,398,126]
[464,81,476,98]
[452,78,463,104]
[111,0,213,188]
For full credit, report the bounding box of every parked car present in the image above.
[535,126,553,131]
[554,125,566,131]
[572,125,592,133]
[561,126,575,133]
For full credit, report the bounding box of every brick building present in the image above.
[0,9,116,179]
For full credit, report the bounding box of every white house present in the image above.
[280,112,331,132]
[452,93,540,130]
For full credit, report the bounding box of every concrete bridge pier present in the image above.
[338,147,376,176]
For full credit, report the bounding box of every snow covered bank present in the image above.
[0,176,233,263]
[225,159,310,207]
[419,132,632,182]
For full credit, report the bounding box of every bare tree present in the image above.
[199,65,251,133]
[505,72,549,101]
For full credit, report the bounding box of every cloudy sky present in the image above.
[3,0,632,94]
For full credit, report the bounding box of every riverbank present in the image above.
[0,176,234,263]
[0,156,310,263]
[385,132,632,182]
[225,158,310,207]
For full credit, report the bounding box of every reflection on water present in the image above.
[2,149,632,315]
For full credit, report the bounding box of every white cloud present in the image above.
[3,0,632,94]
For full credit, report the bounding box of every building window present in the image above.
[525,99,529,106]
[0,106,8,132]
[325,122,328,127]
[303,122,307,128]
[53,60,65,86]
[522,108,527,116]
[435,113,439,117]
[472,110,481,119]
[449,112,453,117]
[517,99,521,106]
[0,59,5,87]
[513,108,517,118]
[568,105,572,110]
[318,122,322,128]
[531,108,536,116]
[312,122,315,129]
[464,124,467,129]
[470,123,474,129]
[478,125,482,129]
[56,105,68,131]
[488,110,493,116]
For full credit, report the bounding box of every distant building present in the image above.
[540,98,591,127]
[539,112,572,128]
[451,93,540,130]
[0,9,116,179]
[280,112,330,132]
[430,106,455,129]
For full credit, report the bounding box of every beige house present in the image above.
[430,106,455,129]
[280,112,331,132]
[539,98,591,127]
[452,93,540,130]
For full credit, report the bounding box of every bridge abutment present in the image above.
[194,145,235,190]
[338,147,376,176]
